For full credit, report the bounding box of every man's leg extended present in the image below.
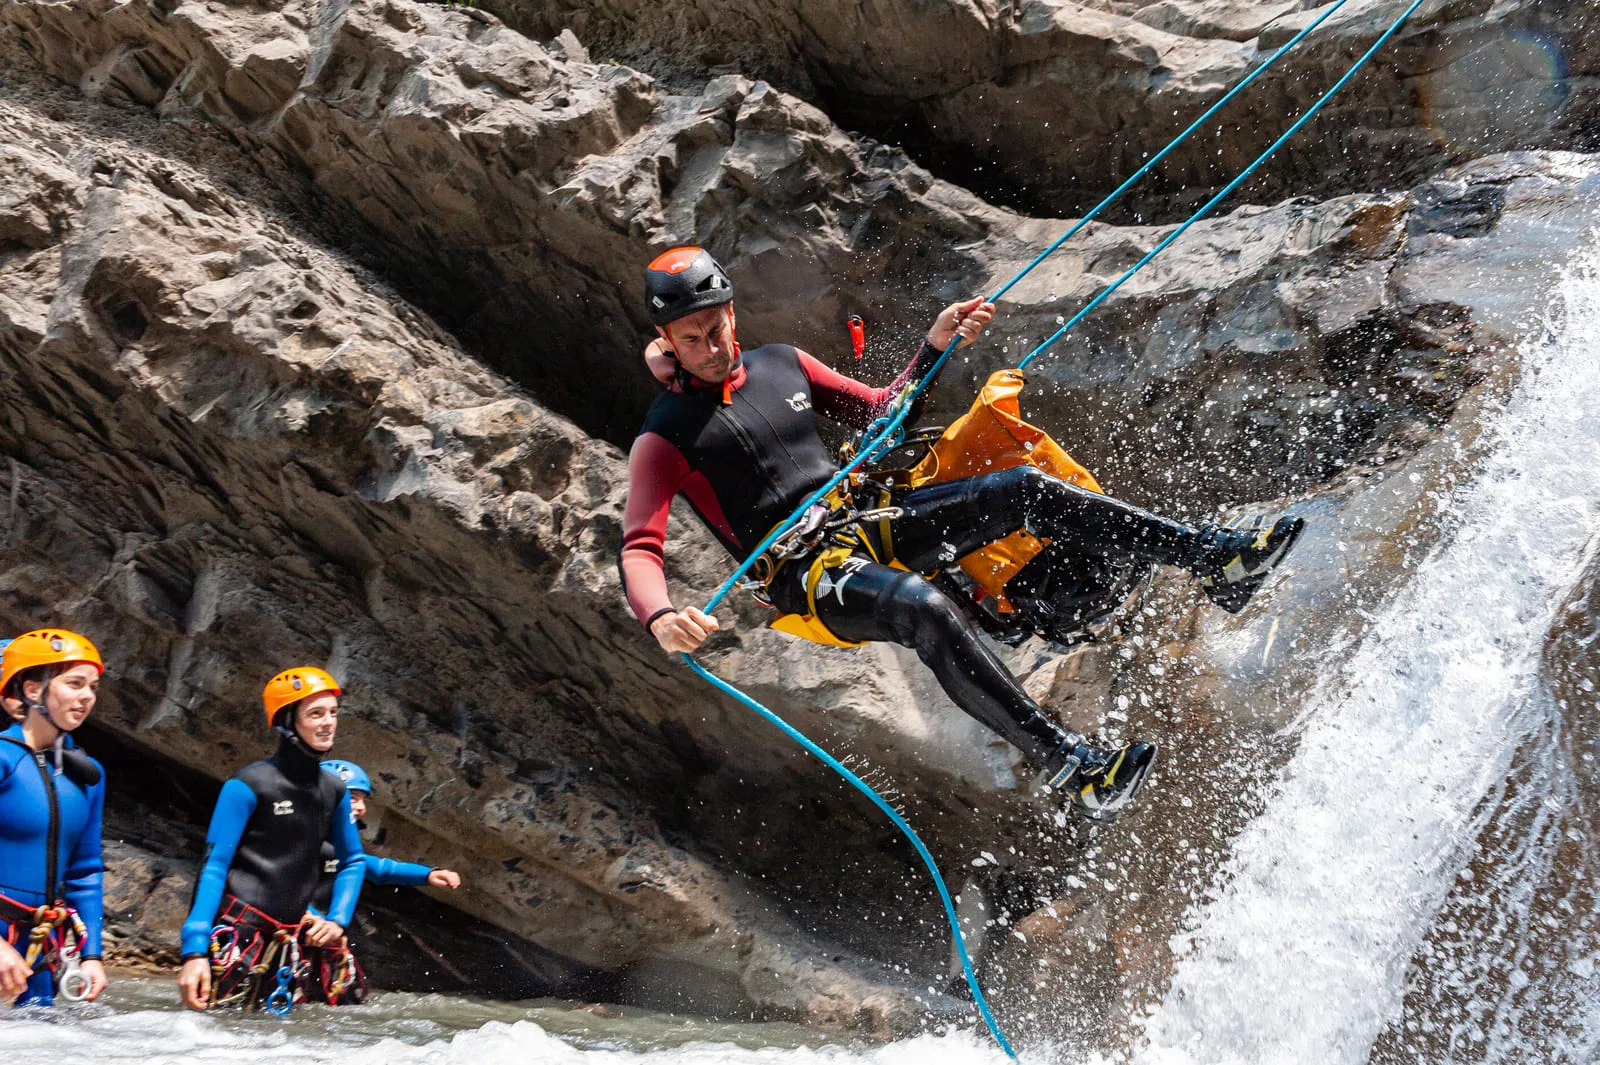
[889,465,1302,612]
[770,553,1155,820]
[776,554,1076,763]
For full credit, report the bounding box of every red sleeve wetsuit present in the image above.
[620,341,941,629]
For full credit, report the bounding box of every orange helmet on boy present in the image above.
[262,667,340,728]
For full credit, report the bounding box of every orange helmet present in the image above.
[0,629,103,697]
[262,666,341,728]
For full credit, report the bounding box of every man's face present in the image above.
[349,790,368,820]
[295,692,339,753]
[658,304,737,383]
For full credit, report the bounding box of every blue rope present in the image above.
[1019,0,1428,370]
[676,1,1428,1054]
[988,0,1355,306]
[683,655,1016,1058]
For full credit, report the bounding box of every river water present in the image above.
[3,977,1006,1065]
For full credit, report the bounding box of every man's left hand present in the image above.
[927,297,996,351]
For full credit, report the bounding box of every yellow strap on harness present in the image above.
[762,372,1093,645]
[770,544,868,648]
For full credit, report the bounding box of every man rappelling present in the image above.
[620,247,1303,822]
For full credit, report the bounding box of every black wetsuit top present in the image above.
[180,734,364,957]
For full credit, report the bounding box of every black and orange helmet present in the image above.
[645,246,733,327]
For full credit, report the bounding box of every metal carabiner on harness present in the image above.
[209,924,240,969]
[56,942,88,1002]
[264,931,302,1015]
[265,964,295,1015]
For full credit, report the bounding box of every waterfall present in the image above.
[1136,254,1600,1065]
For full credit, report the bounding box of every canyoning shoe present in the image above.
[1199,514,1306,614]
[1043,741,1158,825]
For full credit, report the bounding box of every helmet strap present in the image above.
[22,666,65,727]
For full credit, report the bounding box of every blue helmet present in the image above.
[321,759,372,794]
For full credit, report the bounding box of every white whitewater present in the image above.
[0,980,1008,1065]
[1136,255,1600,1065]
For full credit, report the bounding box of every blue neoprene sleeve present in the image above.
[366,856,433,886]
[324,788,365,928]
[179,779,256,957]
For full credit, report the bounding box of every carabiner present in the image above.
[265,964,295,1015]
[57,952,88,1002]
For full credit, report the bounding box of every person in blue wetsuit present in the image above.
[312,760,463,912]
[0,629,108,1006]
[177,666,365,1011]
[296,760,462,1005]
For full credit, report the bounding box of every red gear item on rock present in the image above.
[848,316,865,360]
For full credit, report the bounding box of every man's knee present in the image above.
[882,573,972,653]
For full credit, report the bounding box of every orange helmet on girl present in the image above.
[0,629,103,697]
[262,667,340,728]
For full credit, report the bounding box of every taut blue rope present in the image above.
[678,0,1427,1054]
[1019,0,1429,370]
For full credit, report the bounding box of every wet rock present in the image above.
[0,95,950,1030]
[482,0,1600,219]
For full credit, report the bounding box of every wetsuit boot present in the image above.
[1194,514,1306,614]
[1039,730,1158,825]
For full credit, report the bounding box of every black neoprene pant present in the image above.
[771,466,1213,764]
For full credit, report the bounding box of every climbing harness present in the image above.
[206,896,312,1012]
[681,0,1430,1053]
[0,893,90,998]
[205,896,368,1011]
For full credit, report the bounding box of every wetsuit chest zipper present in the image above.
[737,389,811,480]
[713,397,768,479]
[31,751,60,902]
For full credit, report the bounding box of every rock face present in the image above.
[2,0,1598,1045]
[2,0,1013,447]
[0,87,965,1029]
[488,0,1600,219]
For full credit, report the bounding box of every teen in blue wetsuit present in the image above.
[296,760,462,1004]
[177,666,365,1011]
[0,629,108,1006]
[312,760,463,911]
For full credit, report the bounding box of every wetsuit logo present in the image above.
[814,555,872,606]
[273,800,294,815]
[786,391,811,412]
[324,858,339,874]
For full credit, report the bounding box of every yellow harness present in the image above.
[763,369,1101,645]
